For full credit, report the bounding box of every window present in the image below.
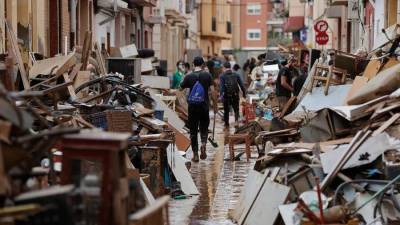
[247,29,261,40]
[247,4,261,15]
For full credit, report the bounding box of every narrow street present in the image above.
[169,115,257,225]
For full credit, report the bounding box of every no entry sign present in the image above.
[316,32,329,45]
[314,20,329,33]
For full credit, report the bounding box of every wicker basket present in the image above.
[88,110,133,132]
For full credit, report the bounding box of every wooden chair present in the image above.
[310,64,347,95]
[129,195,170,225]
[227,133,252,161]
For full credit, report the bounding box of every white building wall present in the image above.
[373,1,386,49]
[95,13,116,48]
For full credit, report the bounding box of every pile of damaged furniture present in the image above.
[230,38,400,225]
[0,26,197,225]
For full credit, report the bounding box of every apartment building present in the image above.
[239,0,269,51]
[199,0,232,55]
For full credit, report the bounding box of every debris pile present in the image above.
[0,24,196,224]
[231,43,400,225]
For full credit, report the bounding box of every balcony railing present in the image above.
[212,17,217,32]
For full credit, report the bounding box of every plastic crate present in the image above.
[88,110,133,132]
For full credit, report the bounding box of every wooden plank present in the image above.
[29,53,77,79]
[73,71,90,99]
[344,76,368,105]
[242,179,291,225]
[372,113,400,136]
[363,59,381,80]
[63,73,77,100]
[167,149,199,195]
[5,21,29,89]
[69,63,83,81]
[80,31,92,70]
[168,125,190,152]
[94,42,107,76]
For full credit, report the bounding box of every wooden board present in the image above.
[372,113,400,136]
[348,63,400,105]
[168,125,190,152]
[363,59,381,80]
[63,73,77,100]
[29,53,77,79]
[141,75,170,89]
[94,42,107,76]
[231,170,268,222]
[73,71,91,99]
[80,31,92,70]
[242,179,291,225]
[167,148,199,195]
[344,76,368,105]
[5,21,29,89]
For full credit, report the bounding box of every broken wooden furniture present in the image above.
[310,65,347,96]
[227,133,252,161]
[155,94,176,111]
[129,195,170,225]
[13,185,76,225]
[60,131,131,225]
[255,128,299,155]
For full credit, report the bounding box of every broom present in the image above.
[208,111,218,148]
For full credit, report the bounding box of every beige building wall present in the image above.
[32,0,49,56]
[200,0,232,55]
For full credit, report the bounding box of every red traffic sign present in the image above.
[316,32,329,45]
[314,20,329,33]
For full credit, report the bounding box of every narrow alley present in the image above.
[169,115,257,225]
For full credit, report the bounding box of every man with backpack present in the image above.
[180,57,214,162]
[220,62,246,129]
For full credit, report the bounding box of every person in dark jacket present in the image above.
[180,57,214,162]
[276,58,296,110]
[219,62,246,129]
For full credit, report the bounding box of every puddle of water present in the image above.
[169,115,256,225]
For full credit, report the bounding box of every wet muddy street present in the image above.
[169,116,258,225]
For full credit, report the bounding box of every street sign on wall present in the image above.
[316,32,329,45]
[314,20,329,33]
[314,20,329,46]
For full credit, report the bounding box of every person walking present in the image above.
[220,62,246,129]
[180,57,214,162]
[276,58,296,110]
[171,60,185,89]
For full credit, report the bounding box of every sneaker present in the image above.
[191,153,199,162]
[200,144,207,160]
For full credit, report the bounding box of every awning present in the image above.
[284,16,305,32]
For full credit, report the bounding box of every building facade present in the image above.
[239,0,269,51]
[199,0,232,56]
